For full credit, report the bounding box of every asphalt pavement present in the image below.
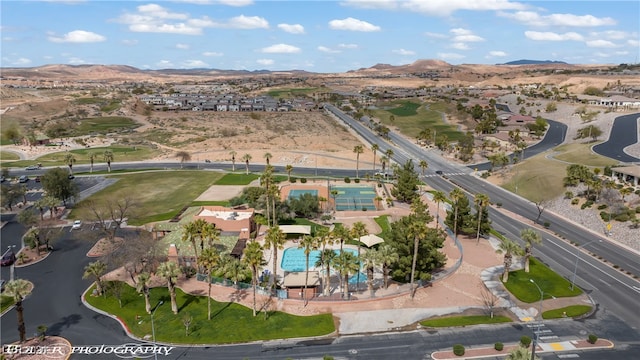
[592,112,640,163]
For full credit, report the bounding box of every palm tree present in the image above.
[264,226,286,290]
[418,159,428,176]
[83,260,107,296]
[450,188,465,236]
[350,221,367,289]
[353,145,364,178]
[334,251,360,299]
[263,152,272,165]
[474,193,490,243]
[229,151,237,171]
[156,261,181,314]
[4,279,32,342]
[242,153,252,175]
[42,195,59,220]
[64,153,76,175]
[175,151,191,169]
[332,224,351,254]
[384,149,394,165]
[507,347,539,360]
[315,249,337,296]
[181,221,201,261]
[285,164,293,182]
[88,152,97,173]
[199,247,220,320]
[408,200,429,298]
[432,191,446,229]
[496,238,523,282]
[243,241,265,316]
[371,143,379,172]
[103,150,114,173]
[380,155,388,174]
[136,272,152,314]
[360,249,378,297]
[298,235,318,302]
[520,228,542,273]
[220,255,248,288]
[330,189,339,213]
[261,165,274,226]
[201,222,219,252]
[377,244,399,289]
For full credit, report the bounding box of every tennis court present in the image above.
[288,189,318,200]
[331,185,378,211]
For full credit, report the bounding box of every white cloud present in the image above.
[586,39,617,48]
[628,39,640,47]
[122,39,138,46]
[392,48,415,55]
[498,11,616,27]
[67,57,86,64]
[116,4,201,35]
[451,42,470,50]
[525,31,584,41]
[182,59,208,67]
[13,57,32,65]
[202,51,223,56]
[318,46,340,53]
[343,0,526,16]
[424,32,447,39]
[329,17,381,32]
[256,59,274,66]
[138,4,188,20]
[338,43,358,49]
[176,43,190,50]
[156,60,174,68]
[48,30,106,43]
[278,23,305,34]
[450,28,484,42]
[217,0,254,6]
[437,52,465,60]
[488,50,508,57]
[260,43,301,54]
[227,15,269,29]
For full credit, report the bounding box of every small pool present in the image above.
[281,247,358,272]
[288,189,318,200]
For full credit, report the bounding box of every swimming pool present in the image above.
[288,189,318,200]
[331,185,378,211]
[281,247,358,272]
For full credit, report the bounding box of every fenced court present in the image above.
[331,185,378,211]
[288,189,318,200]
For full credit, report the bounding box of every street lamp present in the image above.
[151,300,163,360]
[529,279,543,360]
[570,240,602,291]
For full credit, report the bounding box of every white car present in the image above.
[71,220,82,230]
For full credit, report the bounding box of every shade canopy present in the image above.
[359,234,384,247]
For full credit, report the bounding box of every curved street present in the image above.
[592,112,640,163]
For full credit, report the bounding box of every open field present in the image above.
[552,143,620,168]
[70,170,223,225]
[1,145,161,168]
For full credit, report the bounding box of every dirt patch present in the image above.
[87,237,124,257]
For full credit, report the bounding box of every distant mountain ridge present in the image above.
[501,59,569,65]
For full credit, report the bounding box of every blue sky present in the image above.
[1,0,638,73]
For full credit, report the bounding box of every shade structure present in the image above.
[359,234,384,247]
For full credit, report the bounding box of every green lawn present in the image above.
[1,295,15,313]
[420,315,512,327]
[543,305,592,319]
[33,145,161,166]
[503,258,583,303]
[70,170,223,225]
[214,173,260,185]
[374,215,392,240]
[552,143,619,168]
[371,100,463,141]
[0,151,20,161]
[75,116,138,135]
[85,283,335,344]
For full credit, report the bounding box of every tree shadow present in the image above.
[210,302,232,320]
[47,314,82,335]
[227,288,248,303]
[178,295,200,313]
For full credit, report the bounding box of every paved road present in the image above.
[592,112,640,163]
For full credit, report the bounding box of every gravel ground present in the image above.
[546,184,640,252]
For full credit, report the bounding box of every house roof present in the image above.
[279,225,312,235]
[612,166,640,178]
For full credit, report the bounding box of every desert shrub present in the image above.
[520,335,532,348]
[377,183,382,187]
[300,178,307,184]
[581,200,594,209]
[597,204,608,210]
[181,266,196,278]
[496,202,502,207]
[564,191,574,199]
[636,206,640,213]
[571,198,580,205]
[494,342,504,351]
[290,177,297,183]
[354,178,360,183]
[543,221,550,228]
[614,213,630,222]
[600,211,610,221]
[453,344,465,356]
[344,177,351,183]
[588,334,598,344]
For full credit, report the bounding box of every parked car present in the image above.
[35,176,41,182]
[1,251,16,266]
[25,165,39,170]
[0,175,5,183]
[71,220,82,230]
[18,175,28,183]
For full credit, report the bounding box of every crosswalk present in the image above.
[422,172,469,178]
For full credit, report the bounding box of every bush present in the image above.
[588,334,598,344]
[496,202,502,208]
[290,177,297,183]
[453,344,465,356]
[597,204,608,210]
[581,200,594,209]
[571,198,579,205]
[565,191,574,199]
[520,335,532,348]
[543,221,550,229]
[300,178,307,184]
[494,342,504,351]
[636,206,640,213]
[614,213,630,222]
[600,211,610,221]
[344,177,351,183]
[377,183,382,187]
[354,178,360,183]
